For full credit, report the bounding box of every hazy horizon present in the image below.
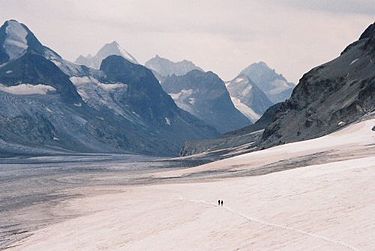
[0,0,374,83]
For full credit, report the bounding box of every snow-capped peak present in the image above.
[239,61,295,103]
[97,41,138,64]
[145,55,203,78]
[3,20,29,60]
[75,41,138,69]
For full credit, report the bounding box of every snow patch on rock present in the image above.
[230,96,261,122]
[169,89,195,114]
[4,21,28,60]
[69,76,141,123]
[165,117,171,126]
[0,83,55,95]
[170,89,193,100]
[350,58,359,65]
[70,76,127,92]
[338,121,346,127]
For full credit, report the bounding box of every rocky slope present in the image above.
[261,22,375,148]
[181,103,281,156]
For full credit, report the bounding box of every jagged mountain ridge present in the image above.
[0,20,218,156]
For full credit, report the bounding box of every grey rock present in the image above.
[161,70,251,133]
[181,103,282,156]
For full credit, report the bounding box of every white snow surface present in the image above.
[169,89,196,114]
[70,76,126,92]
[3,20,28,60]
[0,83,55,95]
[230,96,260,122]
[11,119,375,250]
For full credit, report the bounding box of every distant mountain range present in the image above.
[3,19,368,159]
[75,41,138,69]
[148,55,294,124]
[0,20,218,156]
[145,55,203,82]
[182,22,375,156]
[0,19,296,157]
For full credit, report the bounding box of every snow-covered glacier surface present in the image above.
[2,117,375,250]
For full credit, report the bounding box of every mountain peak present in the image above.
[254,61,268,67]
[103,41,123,51]
[2,19,24,28]
[359,22,375,40]
[1,20,29,60]
[145,55,203,78]
[0,19,53,64]
[75,41,138,68]
[226,73,273,122]
[3,19,21,26]
[109,40,119,46]
[240,61,294,103]
[98,41,137,63]
[161,69,250,133]
[246,61,273,72]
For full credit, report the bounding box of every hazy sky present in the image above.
[0,0,374,82]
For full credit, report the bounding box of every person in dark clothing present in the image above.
[218,200,220,206]
[221,200,223,206]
